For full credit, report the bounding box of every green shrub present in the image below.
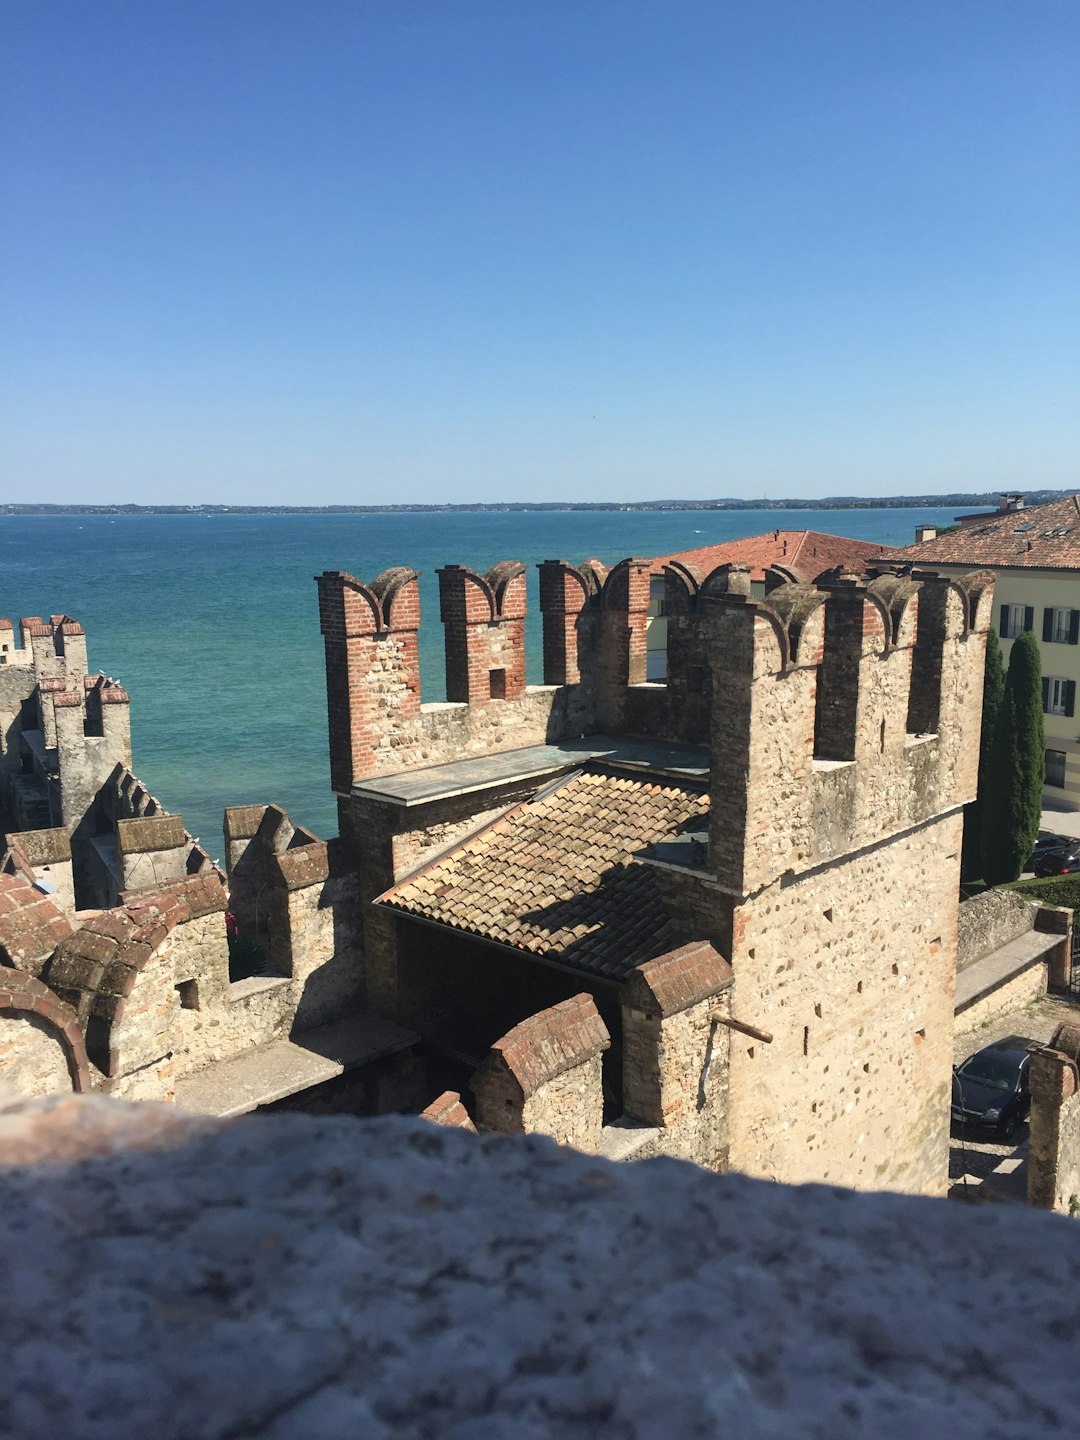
[1008,873,1080,910]
[962,630,1005,882]
[981,631,1044,885]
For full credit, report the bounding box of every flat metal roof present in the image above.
[352,734,710,808]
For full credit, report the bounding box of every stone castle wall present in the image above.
[724,812,963,1194]
[0,1011,74,1097]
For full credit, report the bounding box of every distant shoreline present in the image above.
[0,492,1066,517]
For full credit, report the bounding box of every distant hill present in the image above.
[1,491,1073,516]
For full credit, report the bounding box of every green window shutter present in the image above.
[1069,611,1080,645]
[1066,681,1076,718]
[1043,608,1055,642]
[1024,606,1035,632]
[999,606,1009,636]
[1042,677,1050,712]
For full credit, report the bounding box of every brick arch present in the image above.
[0,969,92,1093]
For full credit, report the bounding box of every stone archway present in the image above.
[0,970,92,1095]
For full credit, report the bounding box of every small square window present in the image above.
[488,668,506,700]
[175,979,200,1010]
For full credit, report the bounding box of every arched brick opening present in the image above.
[0,970,92,1093]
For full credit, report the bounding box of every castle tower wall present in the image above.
[117,815,189,893]
[591,559,651,729]
[813,577,917,764]
[706,591,823,896]
[537,560,598,686]
[84,677,133,763]
[723,810,963,1195]
[620,941,734,1168]
[664,563,754,746]
[36,676,69,750]
[437,562,527,705]
[706,572,991,897]
[316,568,421,791]
[24,619,60,677]
[693,567,995,1195]
[52,618,88,679]
[0,618,30,668]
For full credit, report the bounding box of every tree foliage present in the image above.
[980,630,1045,885]
[961,629,1005,881]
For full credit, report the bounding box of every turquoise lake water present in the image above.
[1,507,969,858]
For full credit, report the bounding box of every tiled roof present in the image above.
[648,529,887,582]
[377,768,709,982]
[887,495,1080,570]
[0,874,74,977]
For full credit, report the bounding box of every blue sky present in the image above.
[4,1,1077,503]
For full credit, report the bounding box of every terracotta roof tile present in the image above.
[378,769,708,982]
[0,875,73,976]
[886,495,1080,570]
[649,529,887,583]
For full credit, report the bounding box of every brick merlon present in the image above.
[421,1092,477,1130]
[484,994,610,1099]
[621,941,734,1019]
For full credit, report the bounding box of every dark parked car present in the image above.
[1030,830,1070,863]
[1032,844,1080,878]
[951,1035,1035,1139]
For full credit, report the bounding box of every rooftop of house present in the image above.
[889,494,1080,571]
[648,528,888,582]
[377,765,709,982]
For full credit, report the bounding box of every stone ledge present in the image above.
[225,975,291,1004]
[954,930,1061,1014]
[2,1094,1080,1437]
[174,1013,417,1116]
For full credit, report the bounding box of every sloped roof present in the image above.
[887,495,1080,570]
[649,530,887,582]
[0,874,74,976]
[377,768,709,982]
[43,873,227,1035]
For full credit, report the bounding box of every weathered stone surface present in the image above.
[1029,1040,1080,1212]
[473,995,610,1153]
[958,888,1042,968]
[724,812,964,1195]
[2,1093,1080,1439]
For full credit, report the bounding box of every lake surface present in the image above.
[1,507,969,857]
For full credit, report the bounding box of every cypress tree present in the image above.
[980,630,1045,885]
[961,629,1005,881]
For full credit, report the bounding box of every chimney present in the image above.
[914,526,937,544]
[999,493,1024,514]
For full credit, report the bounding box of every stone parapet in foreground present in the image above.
[1,1092,1079,1439]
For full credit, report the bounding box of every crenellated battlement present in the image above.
[703,566,995,894]
[316,558,994,898]
[437,561,528,704]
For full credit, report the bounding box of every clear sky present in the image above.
[3,1,1078,504]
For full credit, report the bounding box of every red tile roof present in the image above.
[648,530,887,582]
[887,495,1080,571]
[0,874,74,976]
[377,768,709,982]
